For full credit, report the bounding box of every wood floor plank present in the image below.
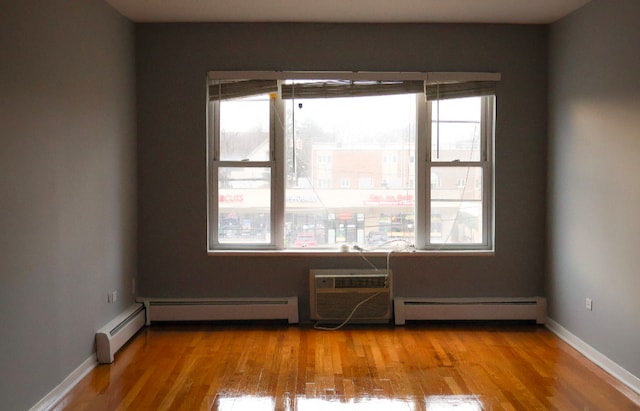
[56,322,640,410]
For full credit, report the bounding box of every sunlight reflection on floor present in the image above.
[212,394,484,411]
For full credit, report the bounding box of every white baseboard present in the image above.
[29,354,98,411]
[546,317,640,399]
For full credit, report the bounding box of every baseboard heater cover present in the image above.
[96,303,146,364]
[394,297,547,325]
[137,297,299,325]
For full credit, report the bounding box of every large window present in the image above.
[207,72,497,252]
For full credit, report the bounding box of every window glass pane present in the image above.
[431,97,481,162]
[284,93,416,249]
[431,167,483,244]
[219,94,270,161]
[218,167,270,244]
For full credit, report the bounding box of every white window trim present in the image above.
[206,71,499,253]
[421,95,495,251]
[208,89,285,251]
[207,71,501,82]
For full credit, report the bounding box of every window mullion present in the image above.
[217,160,274,168]
[483,96,495,248]
[431,161,483,168]
[272,87,285,249]
[483,162,492,248]
[417,95,429,248]
[208,100,220,248]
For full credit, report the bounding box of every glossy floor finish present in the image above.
[55,322,640,410]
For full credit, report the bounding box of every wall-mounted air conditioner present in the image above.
[309,269,392,323]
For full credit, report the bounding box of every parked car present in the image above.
[294,233,317,247]
[367,231,389,245]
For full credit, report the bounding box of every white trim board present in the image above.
[546,318,640,403]
[29,354,97,411]
[207,70,502,82]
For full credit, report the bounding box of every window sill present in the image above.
[207,249,495,257]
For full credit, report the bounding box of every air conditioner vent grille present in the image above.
[335,276,387,288]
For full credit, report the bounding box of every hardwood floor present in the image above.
[55,322,640,410]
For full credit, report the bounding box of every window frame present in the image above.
[420,95,495,250]
[207,88,285,250]
[207,71,499,253]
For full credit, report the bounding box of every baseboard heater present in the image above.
[394,297,547,325]
[137,297,299,325]
[96,303,146,364]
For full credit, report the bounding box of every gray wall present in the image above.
[136,24,548,318]
[548,0,640,378]
[0,1,136,409]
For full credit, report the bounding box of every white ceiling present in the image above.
[106,0,592,24]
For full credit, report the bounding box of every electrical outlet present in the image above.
[585,297,593,311]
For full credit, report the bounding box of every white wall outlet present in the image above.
[585,297,593,311]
